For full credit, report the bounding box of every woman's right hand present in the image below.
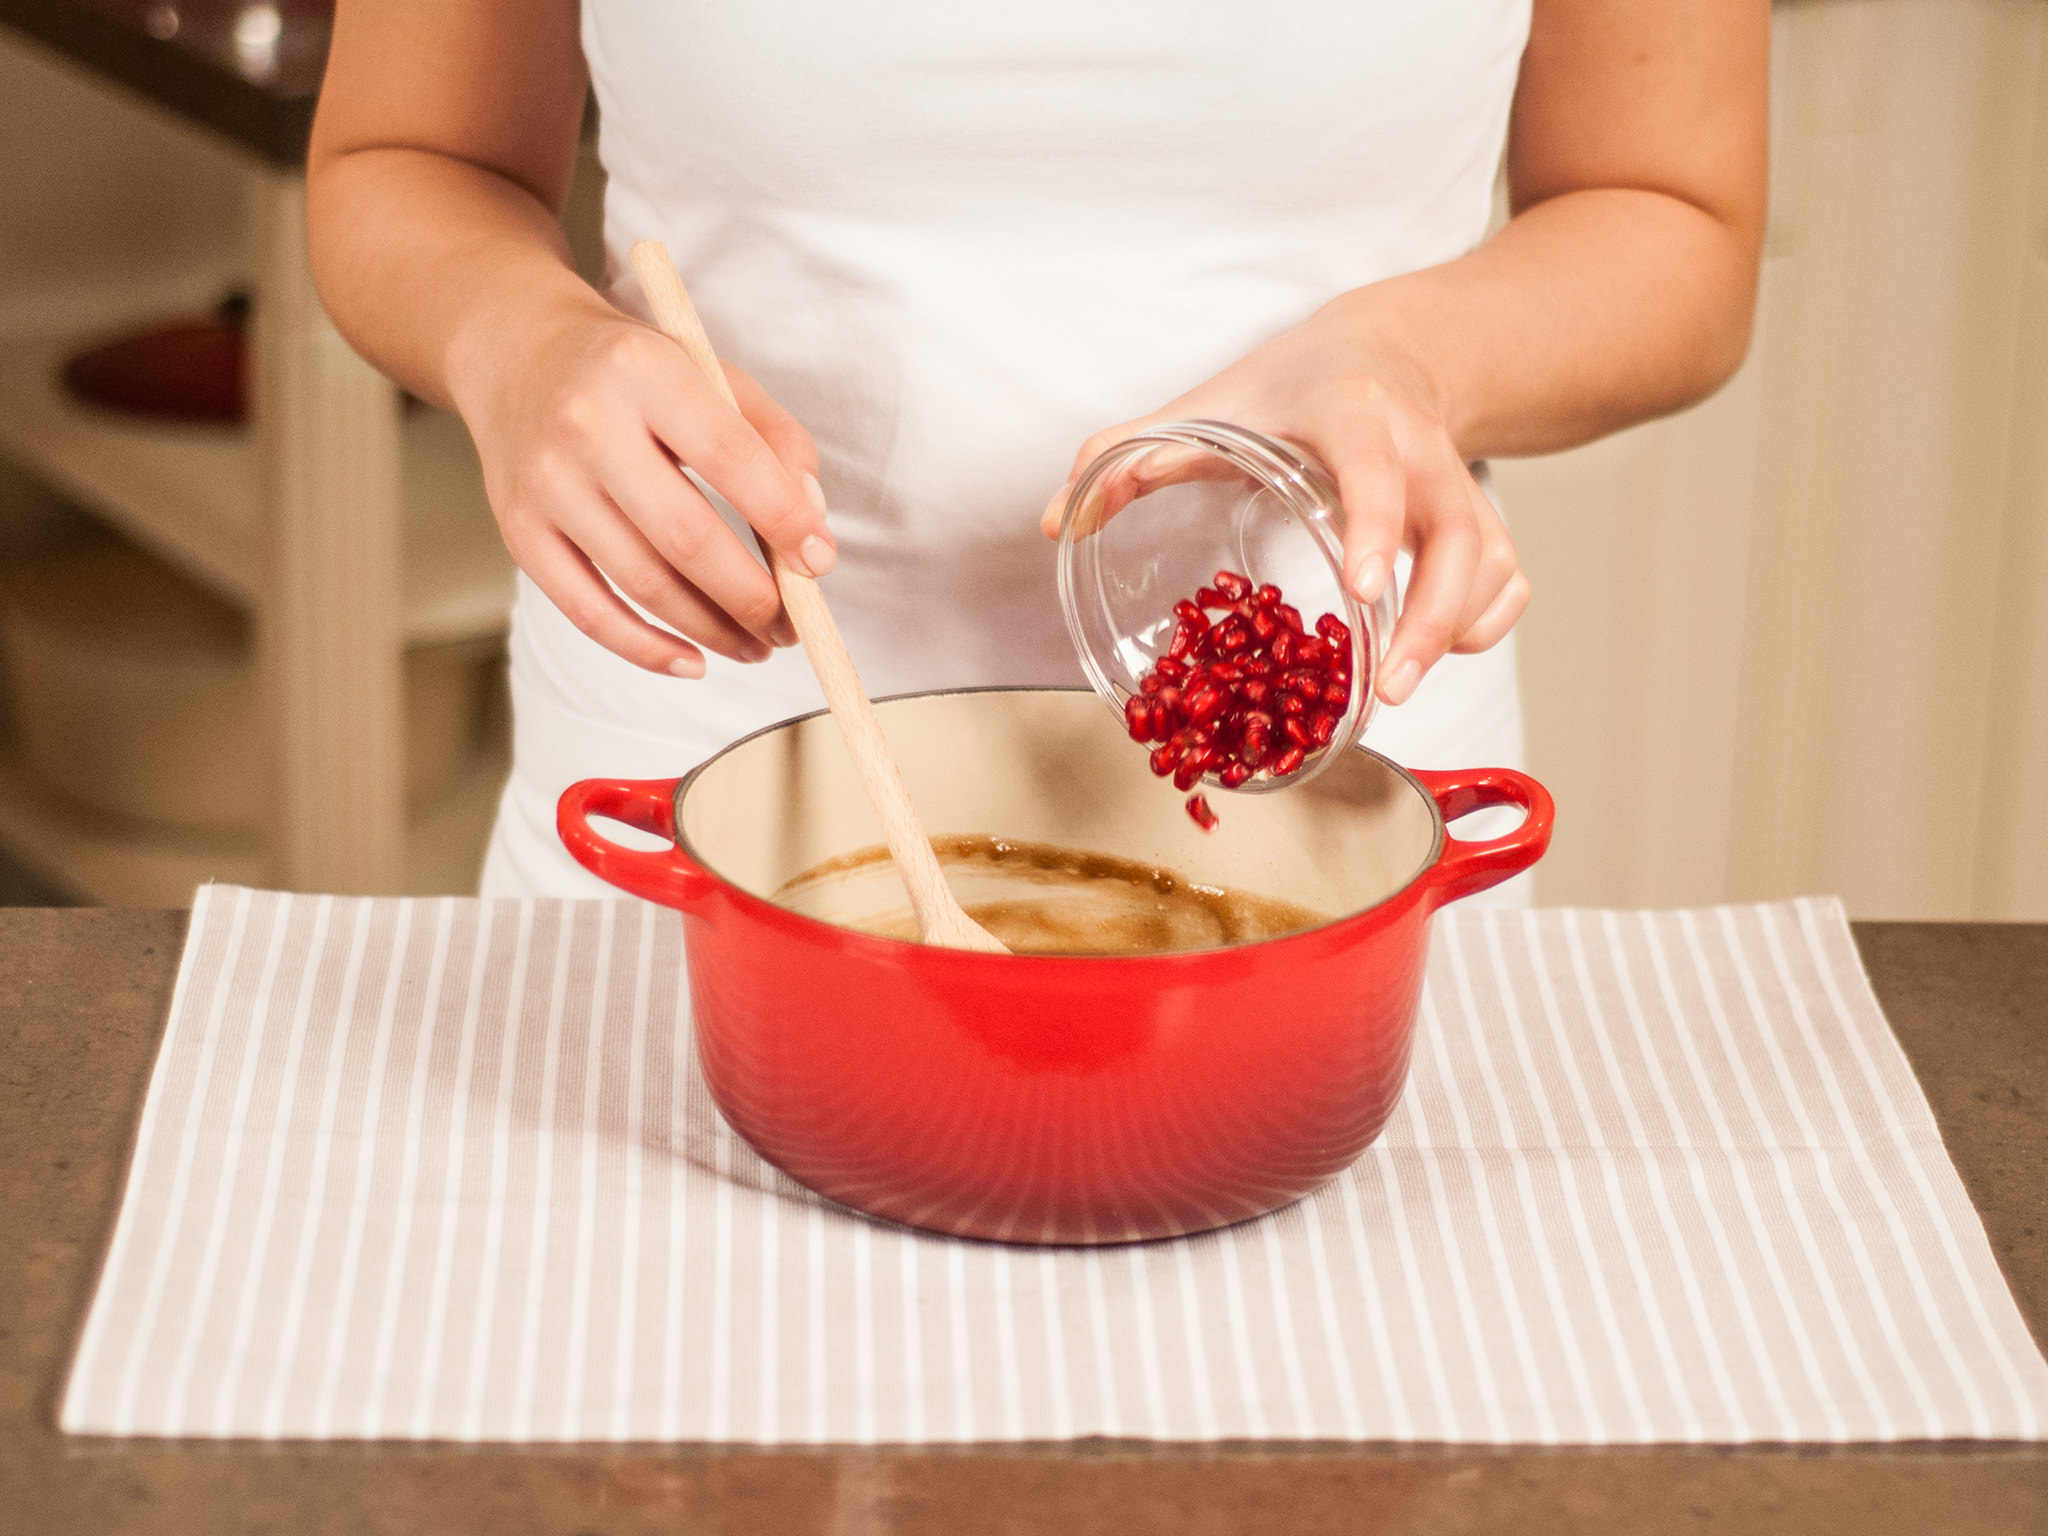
[449,291,838,678]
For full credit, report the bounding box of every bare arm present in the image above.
[1048,0,1770,706]
[307,0,836,677]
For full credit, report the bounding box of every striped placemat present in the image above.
[61,887,2048,1443]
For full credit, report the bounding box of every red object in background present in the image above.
[555,693,1552,1246]
[62,295,247,423]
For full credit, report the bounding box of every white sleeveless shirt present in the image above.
[482,0,1532,897]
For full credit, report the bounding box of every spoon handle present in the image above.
[627,241,1007,953]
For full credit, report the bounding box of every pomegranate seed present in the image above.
[1185,792,1219,831]
[1129,574,1353,810]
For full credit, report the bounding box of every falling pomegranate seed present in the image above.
[1185,792,1219,831]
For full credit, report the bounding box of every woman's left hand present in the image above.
[1041,303,1530,707]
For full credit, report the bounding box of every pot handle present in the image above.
[1410,766,1555,909]
[556,777,715,908]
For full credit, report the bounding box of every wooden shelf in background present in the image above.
[0,276,515,647]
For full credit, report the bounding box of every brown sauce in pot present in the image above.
[770,834,1328,956]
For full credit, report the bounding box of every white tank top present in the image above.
[483,0,1532,897]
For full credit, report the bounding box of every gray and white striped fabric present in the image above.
[61,886,2048,1443]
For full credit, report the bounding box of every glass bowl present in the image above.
[1055,420,1397,795]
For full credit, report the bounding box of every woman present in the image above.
[306,1,1767,898]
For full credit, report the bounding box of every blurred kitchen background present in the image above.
[0,0,2041,920]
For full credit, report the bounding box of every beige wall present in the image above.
[1499,0,2048,919]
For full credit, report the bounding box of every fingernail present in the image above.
[1381,656,1421,705]
[1042,481,1074,537]
[668,655,706,680]
[802,473,829,516]
[1350,554,1388,604]
[796,533,837,577]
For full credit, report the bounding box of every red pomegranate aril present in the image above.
[1128,574,1372,819]
[1185,791,1220,830]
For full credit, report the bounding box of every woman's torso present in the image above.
[485,0,1532,896]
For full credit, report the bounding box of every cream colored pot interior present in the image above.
[678,689,1439,924]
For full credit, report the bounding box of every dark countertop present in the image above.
[3,910,2045,1535]
[0,0,331,165]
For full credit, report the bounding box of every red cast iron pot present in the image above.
[559,687,1550,1245]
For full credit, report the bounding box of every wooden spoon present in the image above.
[628,240,1008,954]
